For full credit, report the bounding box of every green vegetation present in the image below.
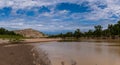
[0,28,24,43]
[50,20,120,40]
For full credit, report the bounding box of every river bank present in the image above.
[24,38,61,43]
[0,43,51,65]
[0,44,34,65]
[0,38,120,44]
[0,38,61,44]
[60,37,120,43]
[0,38,120,65]
[80,38,120,42]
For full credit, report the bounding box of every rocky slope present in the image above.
[14,28,47,38]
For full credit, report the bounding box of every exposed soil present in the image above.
[0,44,35,65]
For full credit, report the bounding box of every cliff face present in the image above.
[14,28,47,38]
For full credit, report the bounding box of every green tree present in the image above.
[74,29,81,39]
[84,30,93,37]
[94,25,103,37]
[65,32,73,37]
[108,24,113,36]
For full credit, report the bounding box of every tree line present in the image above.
[50,21,120,39]
[0,28,20,36]
[0,28,24,43]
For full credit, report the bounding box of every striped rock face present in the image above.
[14,28,47,38]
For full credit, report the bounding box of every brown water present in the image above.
[34,42,120,65]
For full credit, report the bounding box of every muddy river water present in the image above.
[34,42,120,65]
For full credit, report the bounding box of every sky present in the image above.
[0,0,120,34]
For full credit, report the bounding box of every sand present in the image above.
[0,38,60,65]
[23,38,61,43]
[0,44,35,65]
[0,38,61,44]
[0,39,9,44]
[0,42,52,65]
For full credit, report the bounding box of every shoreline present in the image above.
[0,44,34,65]
[0,38,119,65]
[0,38,62,44]
[23,38,62,43]
[0,43,51,65]
[78,38,120,42]
[0,38,120,44]
[59,37,120,42]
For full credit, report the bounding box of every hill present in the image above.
[14,28,47,38]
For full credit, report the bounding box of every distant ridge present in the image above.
[14,28,47,38]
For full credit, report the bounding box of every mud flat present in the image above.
[24,38,61,43]
[0,43,51,65]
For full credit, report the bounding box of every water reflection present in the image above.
[34,42,120,65]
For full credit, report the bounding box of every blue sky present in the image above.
[0,0,120,34]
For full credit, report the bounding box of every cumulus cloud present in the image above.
[0,0,81,9]
[0,0,120,33]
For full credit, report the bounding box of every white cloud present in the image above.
[0,0,120,21]
[1,0,120,32]
[0,0,81,9]
[37,24,44,27]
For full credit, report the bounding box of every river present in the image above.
[34,42,120,65]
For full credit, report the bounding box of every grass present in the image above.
[0,35,24,43]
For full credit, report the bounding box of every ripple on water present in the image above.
[33,42,120,65]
